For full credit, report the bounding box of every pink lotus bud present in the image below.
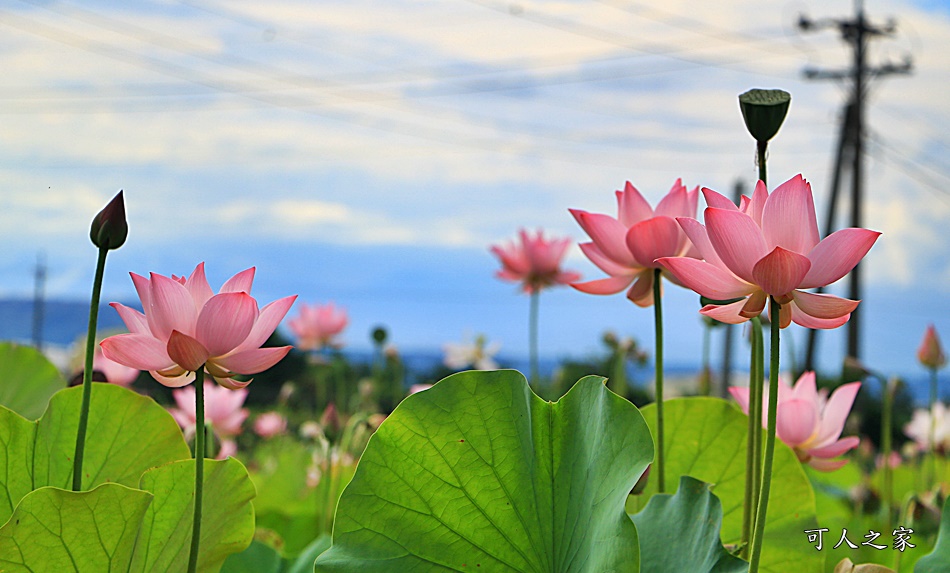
[917,325,946,370]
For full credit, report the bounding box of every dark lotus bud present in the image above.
[371,325,388,346]
[739,89,791,143]
[90,191,128,250]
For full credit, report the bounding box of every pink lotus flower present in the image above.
[169,381,249,439]
[658,175,880,328]
[253,411,288,438]
[918,324,946,370]
[288,302,348,351]
[730,371,862,471]
[92,345,140,386]
[570,179,699,307]
[101,263,296,388]
[490,229,581,294]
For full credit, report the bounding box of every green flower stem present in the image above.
[749,298,781,573]
[757,140,768,185]
[882,375,894,531]
[750,317,764,530]
[653,268,665,493]
[529,290,540,388]
[187,369,206,573]
[929,367,938,489]
[72,246,109,492]
[741,316,764,558]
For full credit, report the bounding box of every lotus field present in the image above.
[1,90,948,573]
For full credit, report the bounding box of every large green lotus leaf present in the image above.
[314,371,653,572]
[0,342,67,420]
[632,475,748,573]
[0,483,152,572]
[34,383,191,490]
[0,383,190,524]
[916,497,950,572]
[628,398,823,573]
[130,457,256,573]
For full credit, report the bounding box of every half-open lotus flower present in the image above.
[570,179,699,307]
[658,174,880,328]
[730,371,862,471]
[101,262,297,388]
[490,229,581,293]
[288,302,349,351]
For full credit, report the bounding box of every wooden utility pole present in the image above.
[31,252,46,351]
[799,1,911,367]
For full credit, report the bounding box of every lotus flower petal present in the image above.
[110,302,149,335]
[699,298,750,324]
[800,228,881,289]
[167,330,210,372]
[762,174,820,254]
[654,179,690,218]
[789,302,851,329]
[578,243,635,277]
[626,216,682,268]
[184,263,215,310]
[705,208,769,283]
[813,382,862,446]
[701,188,740,211]
[221,267,256,294]
[776,398,818,447]
[808,435,860,459]
[571,211,638,267]
[571,275,633,295]
[216,346,293,376]
[101,334,174,371]
[237,295,297,353]
[196,292,258,356]
[657,256,752,300]
[751,247,811,297]
[148,273,198,339]
[616,181,654,227]
[791,290,859,320]
[676,217,728,271]
[626,269,655,307]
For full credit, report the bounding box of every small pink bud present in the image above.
[917,325,946,370]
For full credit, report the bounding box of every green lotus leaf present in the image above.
[0,483,152,572]
[632,475,748,572]
[0,342,67,420]
[130,457,257,573]
[0,383,190,524]
[314,371,654,572]
[916,497,950,572]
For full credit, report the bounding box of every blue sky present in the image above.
[1,0,949,380]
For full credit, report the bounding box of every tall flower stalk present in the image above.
[750,297,782,572]
[187,368,206,573]
[73,191,127,492]
[571,180,699,493]
[741,316,764,558]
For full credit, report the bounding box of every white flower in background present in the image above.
[443,334,500,371]
[904,402,950,452]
